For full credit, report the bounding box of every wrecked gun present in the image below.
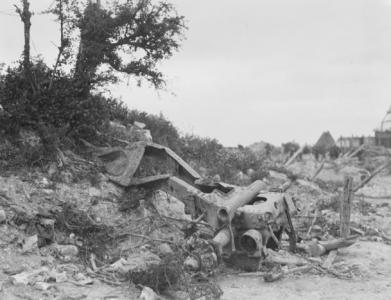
[165,176,297,269]
[87,139,297,270]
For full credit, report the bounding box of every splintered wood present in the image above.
[353,161,391,193]
[340,176,353,238]
[284,146,304,166]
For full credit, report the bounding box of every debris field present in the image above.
[1,123,391,300]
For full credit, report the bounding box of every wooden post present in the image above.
[340,176,353,238]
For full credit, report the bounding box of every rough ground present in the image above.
[219,154,391,300]
[1,149,391,299]
[220,240,391,300]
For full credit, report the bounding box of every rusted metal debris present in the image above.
[82,140,201,186]
[84,140,298,270]
[167,178,297,270]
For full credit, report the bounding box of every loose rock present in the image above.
[0,209,6,223]
[21,235,38,253]
[54,244,79,257]
[158,243,174,256]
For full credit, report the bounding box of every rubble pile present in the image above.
[1,124,391,299]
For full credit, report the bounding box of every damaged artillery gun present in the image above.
[167,177,297,271]
[84,140,297,271]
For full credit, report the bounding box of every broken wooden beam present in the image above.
[284,146,304,167]
[310,159,325,182]
[353,161,391,193]
[346,144,365,160]
[263,265,313,282]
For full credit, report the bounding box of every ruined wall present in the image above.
[375,131,391,148]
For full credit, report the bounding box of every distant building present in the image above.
[374,106,391,148]
[336,106,391,149]
[314,131,336,151]
[337,136,375,149]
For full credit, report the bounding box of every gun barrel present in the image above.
[217,180,266,224]
[240,229,263,254]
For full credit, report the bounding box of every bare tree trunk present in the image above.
[49,0,64,90]
[340,176,353,238]
[15,0,32,77]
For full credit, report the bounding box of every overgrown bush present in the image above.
[0,60,112,137]
[179,135,268,184]
[302,145,312,154]
[0,59,269,183]
[282,141,300,155]
[180,135,224,168]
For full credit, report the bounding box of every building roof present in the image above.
[314,131,336,149]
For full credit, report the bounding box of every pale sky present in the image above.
[1,0,391,146]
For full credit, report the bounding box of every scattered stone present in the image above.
[39,218,55,227]
[54,244,79,257]
[22,235,38,253]
[34,281,52,291]
[0,209,6,223]
[52,270,68,283]
[165,290,190,300]
[40,177,50,187]
[3,265,26,276]
[19,129,41,148]
[88,187,101,198]
[184,256,199,271]
[151,191,190,220]
[133,127,152,142]
[73,273,94,285]
[47,163,58,177]
[109,251,161,276]
[12,267,50,285]
[134,121,146,129]
[158,243,174,256]
[139,286,160,300]
[108,120,153,143]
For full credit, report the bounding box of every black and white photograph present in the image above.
[1,0,391,299]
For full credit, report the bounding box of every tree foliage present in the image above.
[0,0,186,147]
[0,0,270,183]
[50,0,186,93]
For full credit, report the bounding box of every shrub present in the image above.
[104,99,182,151]
[282,142,300,155]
